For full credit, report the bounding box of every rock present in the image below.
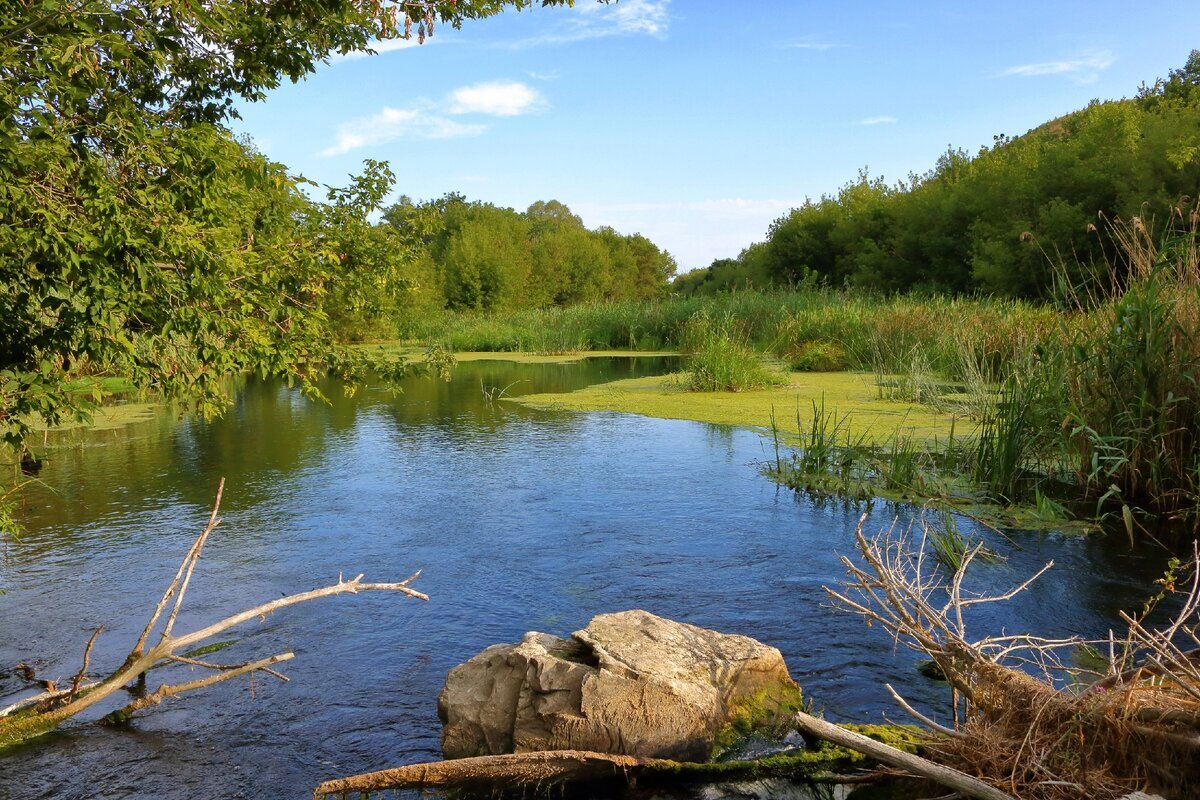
[438,610,803,762]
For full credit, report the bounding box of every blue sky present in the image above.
[231,1,1200,273]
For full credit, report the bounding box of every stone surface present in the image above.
[438,610,802,761]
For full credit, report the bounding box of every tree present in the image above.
[0,1,587,468]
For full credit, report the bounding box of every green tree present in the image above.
[1,0,582,463]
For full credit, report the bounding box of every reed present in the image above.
[681,312,784,392]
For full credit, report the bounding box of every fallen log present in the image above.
[313,751,648,797]
[312,718,1009,800]
[311,747,890,799]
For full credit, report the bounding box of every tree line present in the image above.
[675,52,1200,299]
[359,195,673,338]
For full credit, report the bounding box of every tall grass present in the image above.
[410,287,1062,383]
[1056,206,1200,521]
[681,313,783,392]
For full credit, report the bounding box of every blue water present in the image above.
[0,358,1176,799]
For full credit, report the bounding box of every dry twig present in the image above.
[824,514,1200,800]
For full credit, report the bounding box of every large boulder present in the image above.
[438,610,802,762]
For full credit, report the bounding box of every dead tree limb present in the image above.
[68,626,102,702]
[791,710,1014,800]
[313,751,649,797]
[885,682,962,738]
[312,748,880,800]
[825,513,1200,800]
[0,478,427,750]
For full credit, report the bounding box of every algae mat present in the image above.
[511,371,970,445]
[357,343,677,365]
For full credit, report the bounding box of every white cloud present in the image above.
[321,107,486,156]
[1000,50,1115,82]
[505,0,669,48]
[578,0,669,36]
[334,36,425,61]
[448,80,546,116]
[322,80,547,156]
[857,115,897,126]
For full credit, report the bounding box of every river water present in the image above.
[0,357,1177,799]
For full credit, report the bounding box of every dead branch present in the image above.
[68,626,102,702]
[0,479,427,750]
[885,682,962,738]
[824,513,1200,800]
[109,653,295,721]
[791,710,1014,800]
[313,751,648,797]
[313,747,882,800]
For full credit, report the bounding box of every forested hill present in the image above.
[675,51,1200,299]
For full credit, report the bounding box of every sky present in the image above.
[231,1,1200,274]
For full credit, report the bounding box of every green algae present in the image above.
[510,366,1097,532]
[356,341,677,365]
[713,683,806,759]
[511,370,964,445]
[646,722,922,782]
[0,706,68,752]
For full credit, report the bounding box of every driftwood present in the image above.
[791,710,1013,800]
[826,514,1200,800]
[0,479,427,748]
[312,746,882,800]
[313,712,1011,800]
[314,751,650,797]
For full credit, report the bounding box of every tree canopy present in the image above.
[0,1,591,453]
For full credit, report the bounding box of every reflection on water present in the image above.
[0,357,1179,800]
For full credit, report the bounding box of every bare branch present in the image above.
[168,571,427,653]
[133,478,225,654]
[69,626,103,701]
[113,653,295,719]
[885,683,962,738]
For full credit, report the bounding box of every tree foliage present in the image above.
[382,195,675,319]
[0,0,585,454]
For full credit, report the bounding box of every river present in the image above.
[0,357,1176,799]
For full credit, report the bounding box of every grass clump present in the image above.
[682,313,784,392]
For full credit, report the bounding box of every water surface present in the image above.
[0,357,1177,799]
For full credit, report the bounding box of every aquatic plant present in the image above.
[681,312,784,392]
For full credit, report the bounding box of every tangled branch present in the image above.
[827,514,1200,800]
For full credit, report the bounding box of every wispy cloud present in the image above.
[321,107,486,156]
[781,37,844,51]
[330,36,427,62]
[504,0,669,48]
[857,115,897,126]
[1000,50,1115,83]
[448,80,546,116]
[322,80,545,156]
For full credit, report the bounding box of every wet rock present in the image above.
[438,610,802,761]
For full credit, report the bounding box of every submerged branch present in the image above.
[0,480,427,750]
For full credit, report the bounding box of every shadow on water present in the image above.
[0,356,1182,799]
